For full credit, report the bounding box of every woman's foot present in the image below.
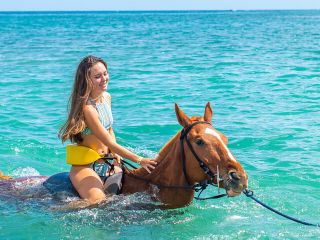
[0,170,12,180]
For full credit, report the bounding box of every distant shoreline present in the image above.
[0,9,319,14]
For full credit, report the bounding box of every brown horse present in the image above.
[0,103,248,209]
[120,102,248,208]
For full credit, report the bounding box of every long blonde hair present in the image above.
[59,55,108,143]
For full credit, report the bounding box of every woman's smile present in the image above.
[90,62,109,94]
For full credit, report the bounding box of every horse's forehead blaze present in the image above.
[204,127,237,162]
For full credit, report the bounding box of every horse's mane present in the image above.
[157,115,204,160]
[157,132,180,160]
[128,115,205,176]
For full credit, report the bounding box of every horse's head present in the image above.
[175,102,248,197]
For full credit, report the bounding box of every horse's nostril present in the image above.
[229,171,240,181]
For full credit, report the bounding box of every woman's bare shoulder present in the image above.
[104,91,111,99]
[104,92,112,105]
[83,104,97,116]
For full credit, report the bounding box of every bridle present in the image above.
[179,121,227,199]
[121,121,227,199]
[180,121,220,185]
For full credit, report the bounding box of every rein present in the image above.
[243,189,320,227]
[120,122,320,227]
[121,160,319,227]
[121,159,214,191]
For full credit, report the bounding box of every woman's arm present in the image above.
[83,105,156,172]
[109,127,116,142]
[106,94,118,156]
[108,127,121,164]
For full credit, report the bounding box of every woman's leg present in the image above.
[69,165,106,204]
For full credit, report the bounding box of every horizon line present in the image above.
[1,9,320,13]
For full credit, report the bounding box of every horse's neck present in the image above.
[132,132,187,185]
[122,131,195,207]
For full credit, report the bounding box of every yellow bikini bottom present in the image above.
[66,145,103,165]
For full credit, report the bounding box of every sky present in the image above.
[1,0,320,11]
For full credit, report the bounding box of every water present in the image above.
[0,10,319,239]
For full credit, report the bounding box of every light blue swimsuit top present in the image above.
[82,92,113,135]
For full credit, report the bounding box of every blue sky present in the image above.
[1,0,320,11]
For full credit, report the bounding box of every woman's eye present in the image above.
[195,139,205,146]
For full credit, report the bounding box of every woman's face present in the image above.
[89,62,109,94]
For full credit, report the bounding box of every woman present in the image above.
[59,56,156,204]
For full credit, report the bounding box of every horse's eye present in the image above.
[195,139,205,146]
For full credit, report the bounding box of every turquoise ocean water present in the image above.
[0,10,319,239]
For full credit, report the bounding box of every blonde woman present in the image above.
[59,56,156,204]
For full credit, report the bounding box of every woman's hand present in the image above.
[113,153,121,166]
[140,158,157,173]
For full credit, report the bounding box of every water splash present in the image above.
[10,167,40,178]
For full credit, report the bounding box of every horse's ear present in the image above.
[175,103,191,128]
[204,102,213,123]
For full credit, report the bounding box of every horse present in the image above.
[0,103,248,209]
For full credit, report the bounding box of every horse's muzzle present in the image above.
[225,170,248,197]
